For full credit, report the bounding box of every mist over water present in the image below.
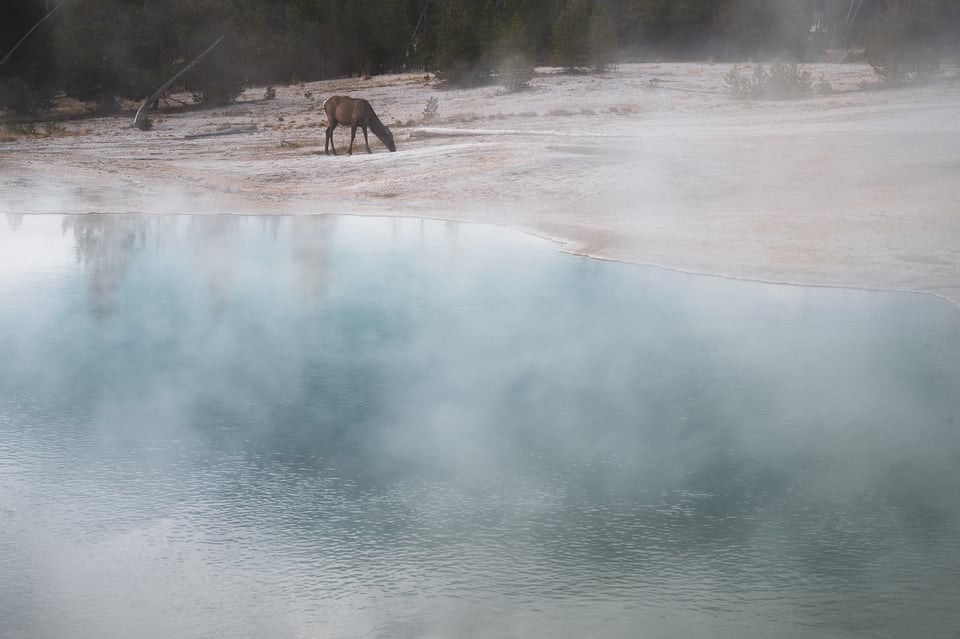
[2,213,960,639]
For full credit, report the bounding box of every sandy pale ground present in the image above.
[2,63,959,305]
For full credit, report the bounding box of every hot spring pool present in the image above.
[2,213,959,638]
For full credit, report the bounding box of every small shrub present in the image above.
[767,62,812,99]
[816,73,834,94]
[135,115,154,131]
[1,120,85,138]
[265,85,277,100]
[725,63,811,100]
[725,64,763,98]
[422,96,439,121]
[608,103,643,115]
[0,122,24,141]
[16,122,39,136]
[304,90,314,100]
[191,81,244,106]
[42,122,67,136]
[499,53,535,92]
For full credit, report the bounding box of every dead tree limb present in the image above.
[0,1,68,67]
[132,34,224,128]
[184,125,258,139]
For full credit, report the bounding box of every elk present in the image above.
[323,96,397,155]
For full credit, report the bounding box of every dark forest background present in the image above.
[2,0,958,112]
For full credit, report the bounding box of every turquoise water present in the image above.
[2,213,960,639]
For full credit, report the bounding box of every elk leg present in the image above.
[349,126,358,155]
[362,126,371,154]
[325,123,337,155]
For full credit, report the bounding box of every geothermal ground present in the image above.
[2,63,959,304]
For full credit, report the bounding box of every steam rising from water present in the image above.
[2,214,960,638]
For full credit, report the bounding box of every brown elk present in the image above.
[323,96,397,155]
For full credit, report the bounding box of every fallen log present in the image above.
[184,125,258,139]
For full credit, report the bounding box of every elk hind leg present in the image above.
[325,123,337,155]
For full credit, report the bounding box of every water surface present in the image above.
[2,213,959,639]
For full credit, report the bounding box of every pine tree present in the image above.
[53,0,160,112]
[589,2,618,71]
[551,0,591,70]
[867,0,941,84]
[495,12,535,90]
[435,0,486,83]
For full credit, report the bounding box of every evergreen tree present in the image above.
[435,0,486,83]
[551,0,592,69]
[172,0,245,104]
[589,2,618,71]
[515,0,566,61]
[867,0,941,83]
[494,12,535,90]
[716,0,810,59]
[5,0,957,114]
[54,0,159,112]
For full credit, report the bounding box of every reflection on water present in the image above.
[1,214,959,639]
